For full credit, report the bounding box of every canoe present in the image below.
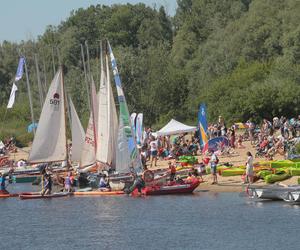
[73,190,125,196]
[247,185,300,200]
[19,192,70,200]
[140,180,200,195]
[282,191,300,202]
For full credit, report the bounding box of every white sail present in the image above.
[69,97,85,162]
[107,54,118,169]
[96,52,118,168]
[28,69,66,163]
[80,80,98,167]
[108,42,142,173]
[116,118,131,173]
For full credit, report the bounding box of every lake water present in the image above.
[1,184,300,250]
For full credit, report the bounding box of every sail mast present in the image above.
[61,65,69,166]
[24,56,36,135]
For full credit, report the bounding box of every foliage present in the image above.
[1,1,300,146]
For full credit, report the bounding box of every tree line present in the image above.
[1,1,300,144]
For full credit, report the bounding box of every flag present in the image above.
[130,113,137,137]
[136,113,143,145]
[15,57,25,82]
[7,83,18,109]
[198,103,208,148]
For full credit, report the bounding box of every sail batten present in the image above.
[28,69,67,163]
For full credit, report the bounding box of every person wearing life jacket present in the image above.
[0,172,8,194]
[168,161,176,182]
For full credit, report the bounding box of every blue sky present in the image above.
[0,0,177,43]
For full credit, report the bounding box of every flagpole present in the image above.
[34,53,44,109]
[24,58,36,135]
[61,65,70,168]
[80,43,91,110]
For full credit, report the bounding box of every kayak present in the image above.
[139,180,200,195]
[19,192,70,200]
[73,190,125,196]
[289,168,300,176]
[221,168,245,176]
[264,171,290,184]
[0,193,19,198]
[270,160,296,169]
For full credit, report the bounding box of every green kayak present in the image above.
[270,160,296,169]
[264,171,290,184]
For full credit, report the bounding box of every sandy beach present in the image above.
[8,140,297,193]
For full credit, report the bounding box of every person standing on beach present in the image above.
[210,151,218,184]
[149,136,158,167]
[245,152,254,184]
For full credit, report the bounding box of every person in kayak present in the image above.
[0,173,8,194]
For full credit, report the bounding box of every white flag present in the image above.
[7,83,18,109]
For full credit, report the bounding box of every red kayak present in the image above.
[19,192,71,200]
[137,180,200,196]
[0,193,19,198]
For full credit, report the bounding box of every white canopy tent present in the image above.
[157,119,197,136]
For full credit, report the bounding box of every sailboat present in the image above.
[73,41,143,194]
[23,67,71,199]
[79,41,142,176]
[28,67,68,164]
[107,41,143,175]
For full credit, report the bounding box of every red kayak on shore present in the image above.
[134,179,201,196]
[19,192,71,200]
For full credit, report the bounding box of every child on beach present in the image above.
[210,151,218,184]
